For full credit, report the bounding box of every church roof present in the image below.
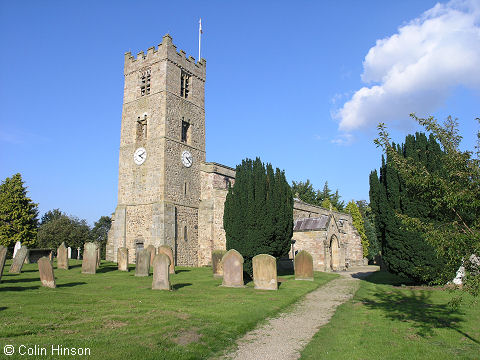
[293,215,330,232]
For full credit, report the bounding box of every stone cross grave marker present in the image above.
[294,250,314,281]
[0,246,7,282]
[13,241,21,258]
[157,245,175,274]
[135,249,150,277]
[146,245,156,266]
[117,247,129,271]
[222,249,244,287]
[38,257,56,288]
[9,246,28,274]
[212,250,227,278]
[152,254,171,290]
[57,242,69,270]
[253,254,278,290]
[81,242,97,274]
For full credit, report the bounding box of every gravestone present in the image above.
[146,245,156,266]
[81,242,97,274]
[57,242,69,270]
[9,246,28,273]
[77,247,81,260]
[135,249,150,277]
[253,254,278,290]
[212,250,227,278]
[67,247,72,259]
[96,247,101,269]
[38,257,56,288]
[152,254,171,290]
[222,249,244,287]
[13,241,21,258]
[157,245,175,274]
[0,246,7,282]
[294,250,314,281]
[118,247,129,271]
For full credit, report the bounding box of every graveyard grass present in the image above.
[0,260,337,360]
[300,271,480,360]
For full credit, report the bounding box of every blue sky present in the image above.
[1,0,479,225]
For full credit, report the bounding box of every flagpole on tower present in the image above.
[198,18,202,62]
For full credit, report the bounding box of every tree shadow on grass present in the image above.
[360,288,479,344]
[56,282,87,288]
[0,286,40,291]
[172,283,192,290]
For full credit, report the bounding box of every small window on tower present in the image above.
[184,226,188,242]
[181,118,191,143]
[136,115,147,141]
[140,69,151,96]
[180,71,190,98]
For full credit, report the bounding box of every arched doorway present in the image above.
[330,235,340,271]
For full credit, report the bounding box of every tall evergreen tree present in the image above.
[345,200,369,257]
[224,158,293,276]
[0,173,38,248]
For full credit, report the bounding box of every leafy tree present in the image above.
[224,158,293,276]
[40,208,64,225]
[320,198,337,211]
[291,179,344,210]
[91,216,112,259]
[345,200,369,257]
[37,213,91,250]
[374,115,479,295]
[0,173,38,248]
[356,200,379,261]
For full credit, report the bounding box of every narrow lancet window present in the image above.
[180,71,190,98]
[140,69,151,96]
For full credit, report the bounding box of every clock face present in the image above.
[133,147,146,165]
[181,150,193,168]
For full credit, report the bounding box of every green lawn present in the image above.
[300,271,480,360]
[0,259,337,359]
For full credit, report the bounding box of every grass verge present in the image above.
[300,271,480,360]
[1,259,337,359]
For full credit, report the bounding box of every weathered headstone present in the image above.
[135,249,150,277]
[157,245,175,274]
[96,247,101,269]
[0,245,7,282]
[117,247,129,271]
[67,247,72,259]
[222,249,244,287]
[152,254,171,290]
[13,241,21,258]
[38,257,56,288]
[9,246,28,273]
[146,245,156,266]
[212,250,227,278]
[294,250,314,281]
[77,247,81,260]
[57,242,69,270]
[253,254,278,290]
[81,242,97,274]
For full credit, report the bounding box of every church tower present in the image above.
[106,34,206,266]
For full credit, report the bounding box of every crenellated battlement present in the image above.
[124,34,206,80]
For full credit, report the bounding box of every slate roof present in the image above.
[293,215,330,232]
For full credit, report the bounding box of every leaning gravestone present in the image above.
[294,250,314,281]
[135,249,150,277]
[38,257,56,288]
[13,241,21,258]
[152,254,171,290]
[81,242,97,274]
[253,254,278,290]
[222,249,244,287]
[212,250,227,278]
[9,246,28,274]
[117,247,129,271]
[57,242,69,270]
[146,245,156,266]
[0,246,7,282]
[157,245,175,274]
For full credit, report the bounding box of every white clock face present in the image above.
[133,147,147,165]
[181,150,193,168]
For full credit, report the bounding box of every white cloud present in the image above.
[336,0,480,133]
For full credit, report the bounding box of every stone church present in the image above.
[106,35,364,270]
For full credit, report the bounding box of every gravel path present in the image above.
[221,266,378,360]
